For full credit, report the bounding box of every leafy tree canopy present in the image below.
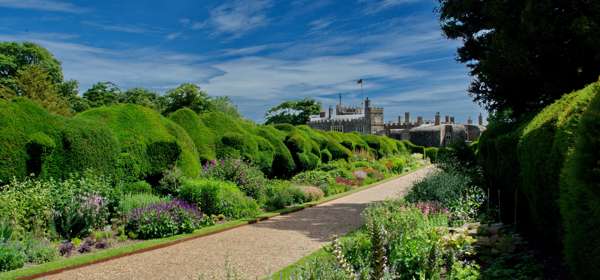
[210,96,240,118]
[120,87,161,110]
[439,0,600,116]
[265,98,321,125]
[0,42,63,89]
[0,65,70,115]
[162,83,211,115]
[83,81,122,108]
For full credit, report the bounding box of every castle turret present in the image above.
[435,112,441,125]
[467,116,473,125]
[328,106,333,120]
[450,116,455,124]
[417,116,423,125]
[404,112,410,125]
[478,113,483,126]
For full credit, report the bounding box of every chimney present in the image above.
[364,97,371,112]
[397,116,402,125]
[467,116,473,125]
[450,116,455,124]
[404,112,410,124]
[435,112,441,125]
[417,116,423,125]
[328,106,333,119]
[445,115,450,124]
[478,113,483,126]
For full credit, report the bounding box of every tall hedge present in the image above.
[560,86,600,279]
[477,81,600,277]
[0,98,120,182]
[517,86,595,249]
[168,108,216,162]
[76,104,199,180]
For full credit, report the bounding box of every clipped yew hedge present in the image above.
[477,81,600,278]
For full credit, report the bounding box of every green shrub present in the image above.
[298,186,325,202]
[20,237,57,264]
[119,193,170,215]
[0,243,24,272]
[292,170,334,193]
[264,181,306,210]
[406,167,473,209]
[121,180,152,194]
[424,147,438,161]
[201,158,268,201]
[179,179,260,219]
[560,86,600,279]
[0,178,54,235]
[156,165,184,195]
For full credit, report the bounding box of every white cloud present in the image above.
[201,0,272,38]
[166,32,182,40]
[308,18,335,32]
[0,33,220,92]
[0,0,87,13]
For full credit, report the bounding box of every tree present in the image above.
[1,65,70,115]
[162,83,212,115]
[0,42,63,91]
[120,87,160,109]
[83,81,122,108]
[210,96,240,118]
[438,0,600,116]
[265,98,321,125]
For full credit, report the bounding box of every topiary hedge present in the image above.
[168,108,217,162]
[76,104,199,181]
[559,85,600,279]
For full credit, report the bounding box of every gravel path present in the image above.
[42,167,433,280]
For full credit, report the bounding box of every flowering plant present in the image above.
[125,199,203,239]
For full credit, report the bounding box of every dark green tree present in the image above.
[162,83,212,115]
[120,87,160,109]
[83,81,122,108]
[438,0,600,116]
[265,98,321,125]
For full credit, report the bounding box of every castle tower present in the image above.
[478,113,483,126]
[417,116,423,125]
[450,116,455,124]
[435,112,441,125]
[467,116,473,125]
[328,106,333,120]
[404,112,410,125]
[397,116,402,125]
[445,115,450,124]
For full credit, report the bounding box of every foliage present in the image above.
[439,0,600,116]
[168,108,217,162]
[0,42,63,89]
[201,158,268,201]
[19,236,57,264]
[299,186,325,202]
[157,165,185,196]
[119,87,161,110]
[263,181,306,211]
[118,193,170,215]
[58,241,74,257]
[560,87,600,279]
[125,199,203,239]
[1,65,71,115]
[292,170,334,195]
[82,81,122,108]
[179,178,260,219]
[0,243,24,272]
[265,98,321,125]
[162,83,211,115]
[406,166,474,209]
[120,180,153,194]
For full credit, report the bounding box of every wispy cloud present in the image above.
[359,0,421,14]
[166,32,182,41]
[81,21,160,34]
[0,0,87,13]
[308,17,335,32]
[200,0,273,38]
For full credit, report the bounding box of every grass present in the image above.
[1,164,427,280]
[268,246,330,280]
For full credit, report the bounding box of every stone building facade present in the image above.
[308,97,384,135]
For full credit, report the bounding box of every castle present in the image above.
[307,97,486,147]
[308,97,385,134]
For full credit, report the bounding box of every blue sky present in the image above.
[0,0,485,123]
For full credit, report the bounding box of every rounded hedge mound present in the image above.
[0,98,120,182]
[76,104,199,180]
[168,108,216,162]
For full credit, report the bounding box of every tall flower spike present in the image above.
[331,235,357,279]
